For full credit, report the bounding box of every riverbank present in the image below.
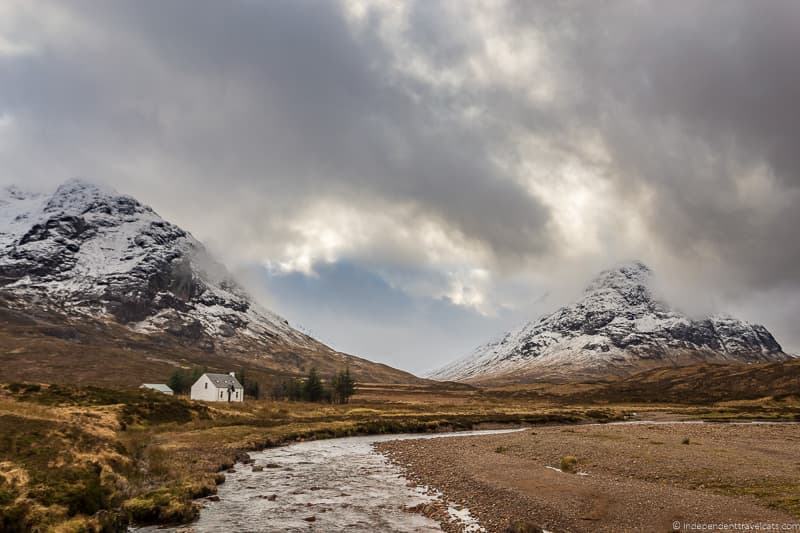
[2,380,798,532]
[377,421,800,532]
[0,382,623,532]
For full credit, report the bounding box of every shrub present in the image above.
[495,446,508,453]
[560,455,578,473]
[123,489,199,525]
[681,437,690,445]
[506,520,544,533]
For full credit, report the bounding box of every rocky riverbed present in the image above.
[377,422,800,532]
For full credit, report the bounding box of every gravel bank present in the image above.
[377,422,800,532]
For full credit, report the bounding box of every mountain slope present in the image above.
[0,179,418,384]
[430,261,792,383]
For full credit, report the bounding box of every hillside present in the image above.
[0,179,419,385]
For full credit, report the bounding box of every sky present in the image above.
[1,1,799,373]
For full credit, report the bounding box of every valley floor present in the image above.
[378,421,800,532]
[1,379,799,532]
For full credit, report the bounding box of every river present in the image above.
[135,429,524,533]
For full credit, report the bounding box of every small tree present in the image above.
[335,367,356,404]
[327,367,357,404]
[287,378,304,401]
[167,366,205,395]
[235,368,261,399]
[330,372,341,404]
[303,368,324,402]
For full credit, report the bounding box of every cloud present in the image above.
[1,0,799,365]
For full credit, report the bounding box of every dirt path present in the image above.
[377,422,800,532]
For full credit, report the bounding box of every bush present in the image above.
[681,437,691,445]
[506,520,544,533]
[123,489,199,525]
[167,367,206,395]
[33,463,105,517]
[560,455,578,473]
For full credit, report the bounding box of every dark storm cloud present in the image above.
[1,0,799,363]
[0,0,551,261]
[505,1,800,289]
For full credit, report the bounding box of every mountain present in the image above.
[429,261,792,384]
[0,179,418,385]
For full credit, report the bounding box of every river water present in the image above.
[136,429,524,533]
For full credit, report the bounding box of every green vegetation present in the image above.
[505,520,545,533]
[330,367,357,404]
[270,367,357,404]
[234,368,261,399]
[708,481,800,518]
[304,367,324,402]
[167,366,206,395]
[560,455,578,473]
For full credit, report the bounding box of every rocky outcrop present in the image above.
[0,179,304,352]
[429,261,792,383]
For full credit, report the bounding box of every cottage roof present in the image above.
[141,384,173,393]
[203,373,244,389]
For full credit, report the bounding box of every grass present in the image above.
[0,381,626,531]
[708,481,800,518]
[3,379,798,530]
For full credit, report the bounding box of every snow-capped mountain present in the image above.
[429,261,791,383]
[0,179,416,383]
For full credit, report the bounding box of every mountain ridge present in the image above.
[429,261,792,383]
[0,178,419,384]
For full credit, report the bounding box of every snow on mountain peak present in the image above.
[585,260,651,293]
[429,261,790,383]
[0,179,309,354]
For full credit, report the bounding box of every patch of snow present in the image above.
[429,260,788,381]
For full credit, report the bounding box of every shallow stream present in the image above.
[136,429,523,532]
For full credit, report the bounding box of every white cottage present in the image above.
[190,372,244,402]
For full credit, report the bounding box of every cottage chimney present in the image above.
[229,372,236,378]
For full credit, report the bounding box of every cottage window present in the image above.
[204,382,208,389]
[235,391,239,399]
[219,390,223,399]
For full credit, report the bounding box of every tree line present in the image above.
[165,366,354,403]
[270,367,356,404]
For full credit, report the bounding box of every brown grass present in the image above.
[0,381,627,531]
